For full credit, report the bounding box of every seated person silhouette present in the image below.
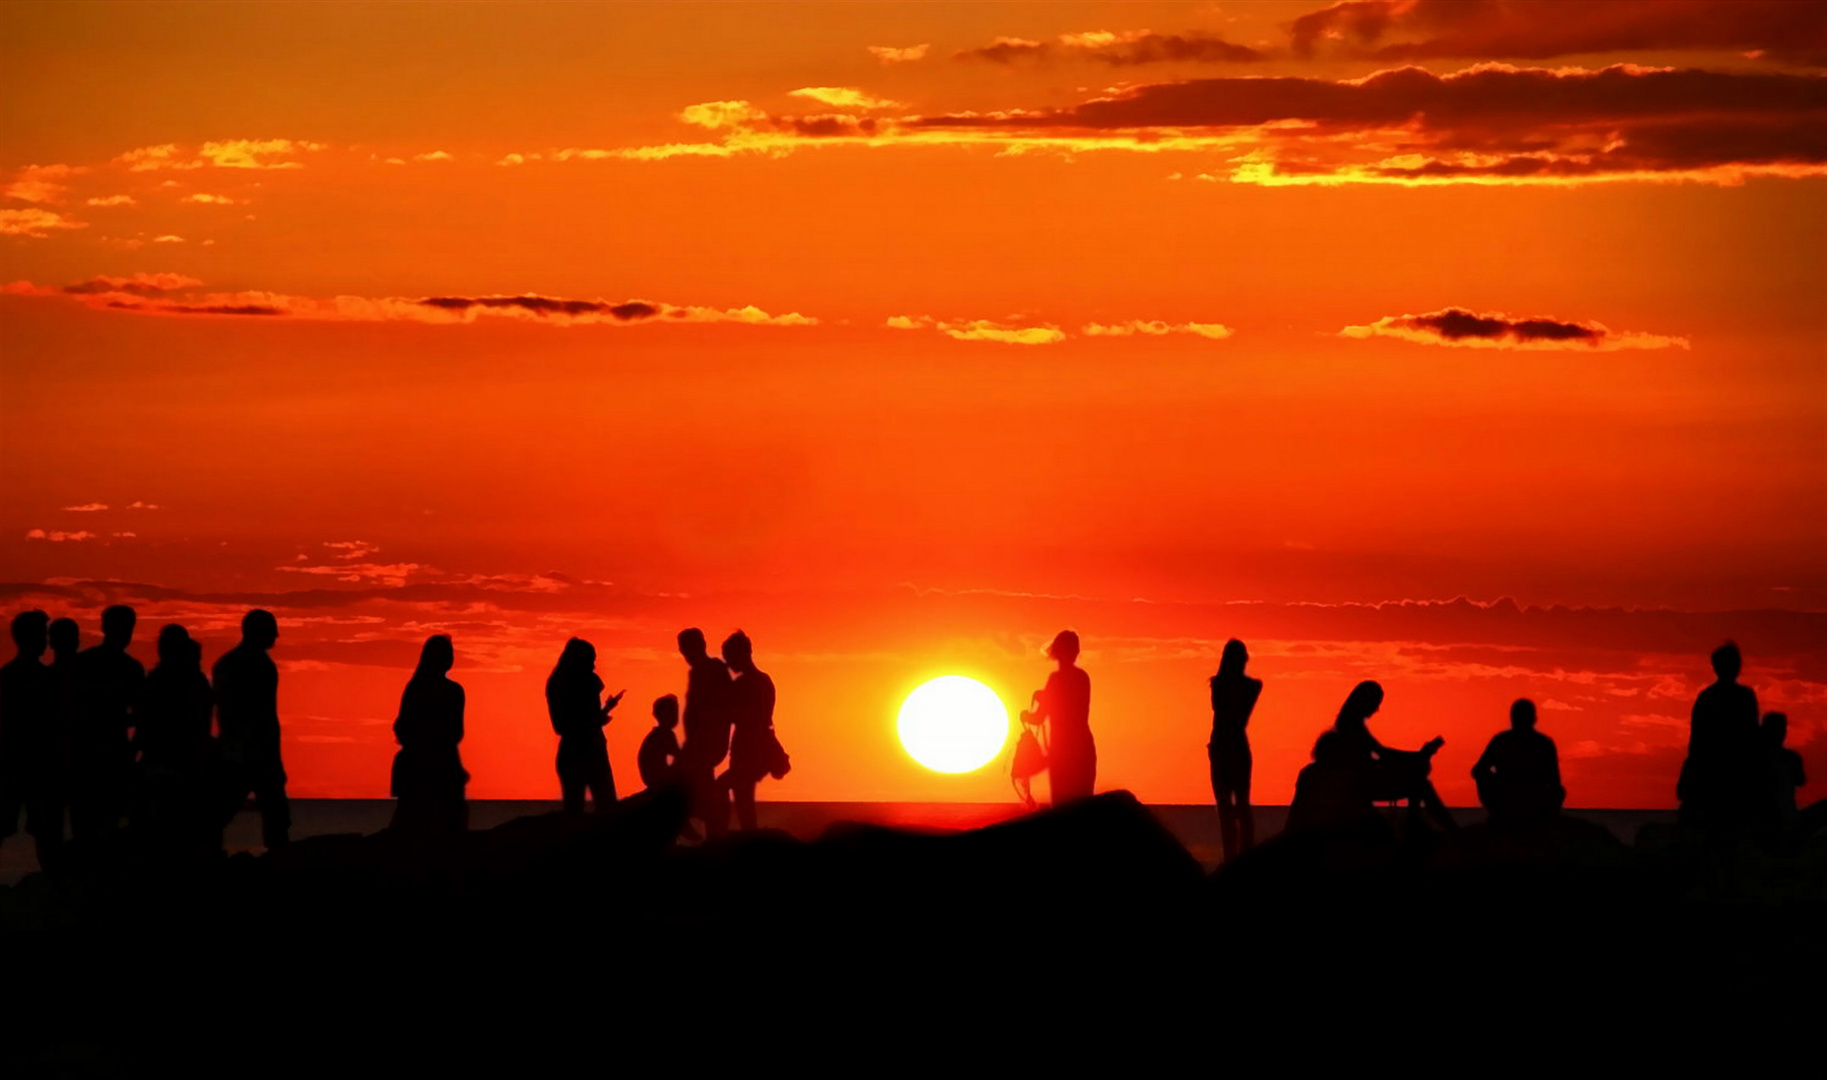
[638,694,682,791]
[1285,730,1375,834]
[1329,680,1455,832]
[1472,699,1565,828]
[1762,712,1806,828]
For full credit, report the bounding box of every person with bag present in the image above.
[718,630,784,832]
[1011,696,1047,811]
[1024,630,1095,807]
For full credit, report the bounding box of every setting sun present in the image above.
[897,677,1010,775]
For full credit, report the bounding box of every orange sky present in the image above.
[3,1,1824,808]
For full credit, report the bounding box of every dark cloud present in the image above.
[1288,0,1827,64]
[104,300,285,316]
[918,64,1827,132]
[1343,308,1685,350]
[417,295,662,320]
[1414,309,1599,343]
[957,32,1265,66]
[902,63,1827,182]
[61,273,202,296]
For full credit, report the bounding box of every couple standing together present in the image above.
[677,628,783,836]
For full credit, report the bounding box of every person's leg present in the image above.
[700,768,730,839]
[732,777,758,832]
[1211,751,1237,860]
[1237,750,1255,852]
[1414,779,1456,831]
[561,775,585,816]
[256,766,291,848]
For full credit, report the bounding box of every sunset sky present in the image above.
[3,0,1823,808]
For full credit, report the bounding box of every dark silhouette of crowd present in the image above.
[0,600,1818,874]
[0,605,806,869]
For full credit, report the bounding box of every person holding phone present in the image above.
[545,637,624,815]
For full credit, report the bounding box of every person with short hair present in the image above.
[1472,699,1564,827]
[214,609,291,849]
[1,610,64,870]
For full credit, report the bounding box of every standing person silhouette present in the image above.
[1678,642,1761,829]
[390,635,470,836]
[136,625,216,855]
[677,628,732,839]
[1328,680,1454,832]
[719,630,778,833]
[545,638,622,815]
[214,609,291,849]
[72,604,144,841]
[1208,639,1263,860]
[1026,631,1094,806]
[1471,699,1564,827]
[1,611,64,870]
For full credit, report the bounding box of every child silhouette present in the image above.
[639,694,683,792]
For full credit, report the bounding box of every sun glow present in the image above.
[897,676,1011,774]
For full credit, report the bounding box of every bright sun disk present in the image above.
[898,675,1010,774]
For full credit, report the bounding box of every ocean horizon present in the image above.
[0,799,1679,885]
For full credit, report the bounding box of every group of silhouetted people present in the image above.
[1202,636,1813,861]
[0,604,797,868]
[0,605,291,869]
[535,625,789,838]
[4,602,1816,873]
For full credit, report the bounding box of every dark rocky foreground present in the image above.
[3,790,1823,1071]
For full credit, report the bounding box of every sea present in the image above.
[0,800,1678,886]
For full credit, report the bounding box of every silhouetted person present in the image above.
[390,635,470,836]
[546,638,622,815]
[136,625,217,856]
[1678,642,1760,829]
[1208,639,1263,860]
[1025,630,1094,806]
[1285,730,1375,834]
[677,628,731,838]
[1472,699,1564,828]
[1,611,64,870]
[1762,712,1806,828]
[638,694,682,792]
[1328,680,1454,832]
[71,604,143,840]
[214,609,291,849]
[718,631,780,833]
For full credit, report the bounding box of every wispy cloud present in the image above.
[1082,320,1233,339]
[3,163,82,204]
[788,87,903,110]
[887,314,1066,345]
[0,208,87,237]
[114,139,326,171]
[867,44,929,64]
[25,529,98,542]
[61,503,108,512]
[3,277,819,328]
